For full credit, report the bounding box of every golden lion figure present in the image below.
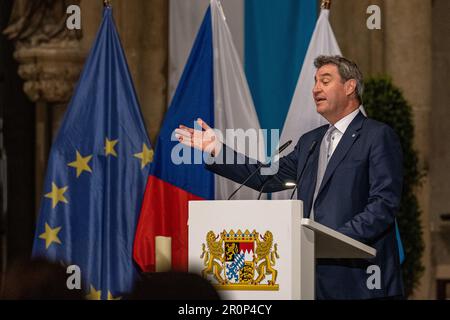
[200,231,227,284]
[253,231,279,285]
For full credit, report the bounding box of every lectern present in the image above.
[188,200,376,300]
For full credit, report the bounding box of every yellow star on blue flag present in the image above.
[86,285,102,300]
[39,223,62,249]
[134,143,154,169]
[68,151,93,177]
[45,183,68,209]
[105,138,119,157]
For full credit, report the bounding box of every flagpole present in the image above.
[321,0,332,10]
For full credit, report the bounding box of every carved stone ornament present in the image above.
[3,0,85,104]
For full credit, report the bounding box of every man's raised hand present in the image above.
[175,118,221,156]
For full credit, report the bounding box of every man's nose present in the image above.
[313,83,321,94]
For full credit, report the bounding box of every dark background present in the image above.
[0,0,36,270]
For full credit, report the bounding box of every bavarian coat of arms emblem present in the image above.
[200,229,279,290]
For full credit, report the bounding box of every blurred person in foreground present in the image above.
[126,272,220,300]
[1,258,84,300]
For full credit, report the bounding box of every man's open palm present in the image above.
[175,119,220,155]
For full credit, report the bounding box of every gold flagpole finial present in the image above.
[104,0,111,7]
[321,0,332,10]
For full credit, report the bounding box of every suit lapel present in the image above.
[300,126,327,217]
[316,112,366,198]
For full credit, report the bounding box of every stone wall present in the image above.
[430,0,450,299]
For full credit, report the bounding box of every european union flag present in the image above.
[32,7,152,300]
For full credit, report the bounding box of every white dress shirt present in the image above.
[326,108,360,159]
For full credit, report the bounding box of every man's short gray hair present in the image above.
[314,55,364,104]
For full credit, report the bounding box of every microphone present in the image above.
[289,140,318,200]
[257,175,284,200]
[275,140,293,154]
[227,140,292,200]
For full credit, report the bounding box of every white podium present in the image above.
[188,200,376,300]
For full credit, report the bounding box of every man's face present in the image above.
[313,64,348,119]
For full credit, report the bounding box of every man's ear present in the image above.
[344,79,357,98]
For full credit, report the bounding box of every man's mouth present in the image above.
[315,97,327,103]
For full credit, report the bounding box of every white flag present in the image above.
[272,9,341,200]
[211,0,266,200]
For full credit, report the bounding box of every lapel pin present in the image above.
[352,134,356,138]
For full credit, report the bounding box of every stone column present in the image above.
[383,0,433,299]
[4,0,85,212]
[430,0,450,300]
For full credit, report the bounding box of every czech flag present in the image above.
[133,0,264,272]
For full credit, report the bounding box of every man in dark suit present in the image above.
[175,55,404,299]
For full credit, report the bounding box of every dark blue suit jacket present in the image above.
[205,112,404,299]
